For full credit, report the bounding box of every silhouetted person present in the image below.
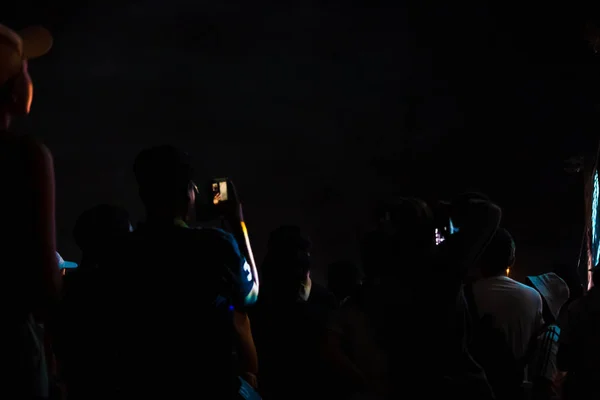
[328,260,363,306]
[0,24,60,398]
[252,225,333,400]
[558,267,600,400]
[465,228,544,400]
[55,205,131,400]
[432,192,500,400]
[324,198,436,399]
[104,145,258,399]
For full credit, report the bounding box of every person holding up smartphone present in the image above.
[102,145,259,399]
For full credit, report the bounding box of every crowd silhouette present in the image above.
[1,22,600,400]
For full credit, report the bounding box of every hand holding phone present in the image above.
[211,178,243,221]
[210,178,258,305]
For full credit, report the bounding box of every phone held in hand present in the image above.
[211,178,230,205]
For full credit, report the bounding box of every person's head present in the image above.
[328,260,363,302]
[73,204,131,264]
[133,145,196,222]
[479,228,516,278]
[0,25,52,129]
[527,272,570,325]
[361,197,435,282]
[262,225,312,301]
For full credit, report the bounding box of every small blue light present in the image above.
[229,305,234,311]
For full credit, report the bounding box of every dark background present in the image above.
[2,1,600,283]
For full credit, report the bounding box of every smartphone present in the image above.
[211,178,229,205]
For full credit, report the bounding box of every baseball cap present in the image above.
[0,25,53,85]
[56,252,78,269]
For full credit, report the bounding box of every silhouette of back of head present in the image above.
[133,145,194,219]
[479,228,515,278]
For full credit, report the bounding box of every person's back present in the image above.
[472,275,544,360]
[104,146,258,398]
[468,228,544,399]
[253,296,331,399]
[112,224,241,396]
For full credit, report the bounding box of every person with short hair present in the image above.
[466,228,544,399]
[104,145,259,398]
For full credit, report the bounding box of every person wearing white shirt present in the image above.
[466,228,544,400]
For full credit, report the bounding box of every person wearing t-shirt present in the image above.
[468,228,544,399]
[104,145,259,399]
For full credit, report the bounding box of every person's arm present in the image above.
[529,330,554,400]
[208,228,259,386]
[26,139,61,318]
[232,309,259,388]
[223,182,258,306]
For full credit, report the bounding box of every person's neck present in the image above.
[145,211,186,225]
[481,272,507,279]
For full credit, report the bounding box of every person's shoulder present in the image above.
[190,227,242,254]
[19,135,51,158]
[193,226,234,239]
[511,279,543,303]
[191,227,237,244]
[17,136,53,172]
